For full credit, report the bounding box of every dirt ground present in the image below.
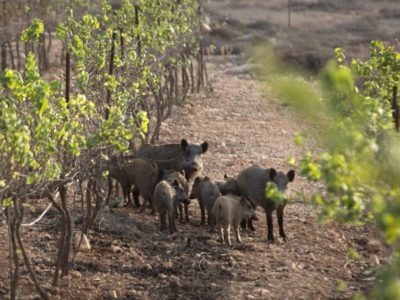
[0,56,390,299]
[204,0,400,71]
[1,1,397,298]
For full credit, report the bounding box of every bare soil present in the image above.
[204,0,400,71]
[0,57,390,299]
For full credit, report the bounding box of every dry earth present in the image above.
[0,56,390,299]
[204,0,400,71]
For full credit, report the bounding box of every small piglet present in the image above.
[161,169,190,222]
[216,174,240,196]
[212,195,257,246]
[190,176,221,231]
[153,179,190,234]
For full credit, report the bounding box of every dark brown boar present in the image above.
[236,165,295,242]
[108,158,159,211]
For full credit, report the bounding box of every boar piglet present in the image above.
[190,176,221,231]
[153,179,190,234]
[216,175,257,231]
[216,174,240,196]
[108,158,158,210]
[237,165,295,242]
[212,195,257,246]
[161,169,190,222]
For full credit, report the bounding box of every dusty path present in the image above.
[0,57,388,300]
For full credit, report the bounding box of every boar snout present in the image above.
[251,212,259,221]
[182,198,191,205]
[183,160,202,172]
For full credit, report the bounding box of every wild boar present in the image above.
[215,175,257,231]
[136,138,208,181]
[236,165,295,242]
[153,179,190,234]
[212,195,257,246]
[216,174,240,196]
[190,176,221,231]
[108,158,159,211]
[161,169,190,222]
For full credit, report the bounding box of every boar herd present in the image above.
[108,139,295,246]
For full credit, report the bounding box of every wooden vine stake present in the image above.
[392,85,399,132]
[135,3,141,58]
[65,51,70,104]
[105,31,116,120]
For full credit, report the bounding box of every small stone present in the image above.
[169,275,182,287]
[369,254,380,266]
[246,295,256,300]
[366,240,381,253]
[69,270,82,279]
[158,273,167,279]
[143,264,153,272]
[163,260,173,270]
[254,288,270,296]
[111,245,123,253]
[109,290,118,299]
[43,233,52,240]
[226,256,236,267]
[73,231,91,253]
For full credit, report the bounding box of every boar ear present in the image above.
[201,141,208,154]
[224,174,228,179]
[180,139,189,152]
[204,176,210,181]
[269,168,277,180]
[287,170,295,182]
[194,177,201,184]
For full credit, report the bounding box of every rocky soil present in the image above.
[0,56,390,299]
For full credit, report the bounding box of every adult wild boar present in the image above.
[237,165,295,242]
[108,158,159,211]
[136,138,208,181]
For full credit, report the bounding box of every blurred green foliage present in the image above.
[259,41,400,298]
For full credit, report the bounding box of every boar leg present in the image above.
[224,223,231,246]
[178,203,184,222]
[266,210,274,242]
[184,203,190,222]
[277,205,287,241]
[234,222,242,243]
[132,187,141,208]
[217,221,224,243]
[168,210,175,234]
[160,211,166,232]
[122,184,133,207]
[209,212,215,233]
[199,200,205,225]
